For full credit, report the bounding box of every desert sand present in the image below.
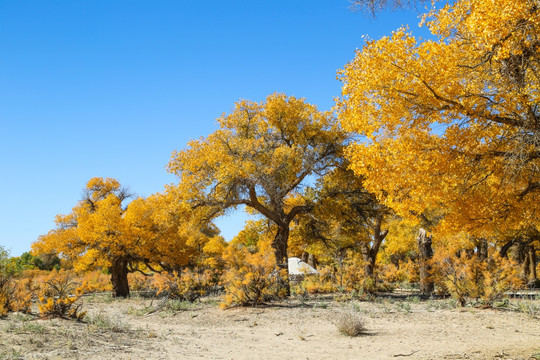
[1,294,539,360]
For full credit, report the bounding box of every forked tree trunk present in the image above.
[110,258,130,298]
[359,217,388,291]
[417,228,434,295]
[272,225,290,296]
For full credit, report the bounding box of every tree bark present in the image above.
[359,217,388,291]
[476,238,488,260]
[528,243,537,284]
[499,239,516,258]
[417,228,434,295]
[110,258,130,298]
[272,225,290,296]
[307,253,317,269]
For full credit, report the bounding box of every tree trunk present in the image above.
[476,238,488,260]
[513,241,531,280]
[301,252,317,269]
[499,239,516,258]
[272,225,290,296]
[528,243,537,284]
[110,258,130,298]
[307,253,317,269]
[359,217,388,292]
[417,228,434,295]
[364,260,374,279]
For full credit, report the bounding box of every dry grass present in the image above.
[334,309,367,337]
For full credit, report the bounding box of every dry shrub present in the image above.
[301,266,337,294]
[0,274,15,317]
[221,240,287,308]
[340,253,365,293]
[154,268,218,302]
[12,275,40,313]
[79,271,112,293]
[127,272,155,292]
[335,309,367,337]
[1,270,42,316]
[432,249,524,307]
[37,272,85,320]
[380,259,419,285]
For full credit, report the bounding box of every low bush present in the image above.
[334,309,367,337]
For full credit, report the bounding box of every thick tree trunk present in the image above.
[513,241,531,280]
[359,243,376,292]
[417,228,434,295]
[499,239,516,258]
[272,225,290,296]
[364,260,374,279]
[359,217,388,291]
[110,258,130,298]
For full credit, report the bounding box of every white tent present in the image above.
[288,257,318,275]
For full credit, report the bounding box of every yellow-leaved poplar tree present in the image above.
[33,178,220,297]
[338,0,539,242]
[168,93,347,293]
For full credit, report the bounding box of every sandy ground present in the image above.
[1,294,539,360]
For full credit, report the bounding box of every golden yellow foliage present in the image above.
[33,178,220,297]
[168,94,347,287]
[220,239,287,307]
[432,247,524,306]
[338,0,539,238]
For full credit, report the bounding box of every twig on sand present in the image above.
[393,350,419,357]
[144,297,168,316]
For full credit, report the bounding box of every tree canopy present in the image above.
[338,0,539,238]
[167,93,347,288]
[33,177,220,297]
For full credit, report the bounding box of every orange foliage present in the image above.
[432,247,524,306]
[221,240,287,307]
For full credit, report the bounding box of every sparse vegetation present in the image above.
[86,313,131,333]
[334,309,367,337]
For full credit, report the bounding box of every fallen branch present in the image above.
[393,350,419,357]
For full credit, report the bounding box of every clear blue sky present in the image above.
[0,1,427,256]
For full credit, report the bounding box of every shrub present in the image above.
[127,272,155,292]
[154,268,218,302]
[334,309,367,337]
[220,240,287,308]
[432,249,523,307]
[37,274,86,320]
[12,275,39,314]
[79,271,112,294]
[301,266,337,295]
[0,274,15,317]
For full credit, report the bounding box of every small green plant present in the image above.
[529,350,540,360]
[396,301,412,313]
[167,299,195,312]
[511,299,540,317]
[312,302,328,309]
[4,321,47,334]
[334,310,367,337]
[87,313,130,333]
